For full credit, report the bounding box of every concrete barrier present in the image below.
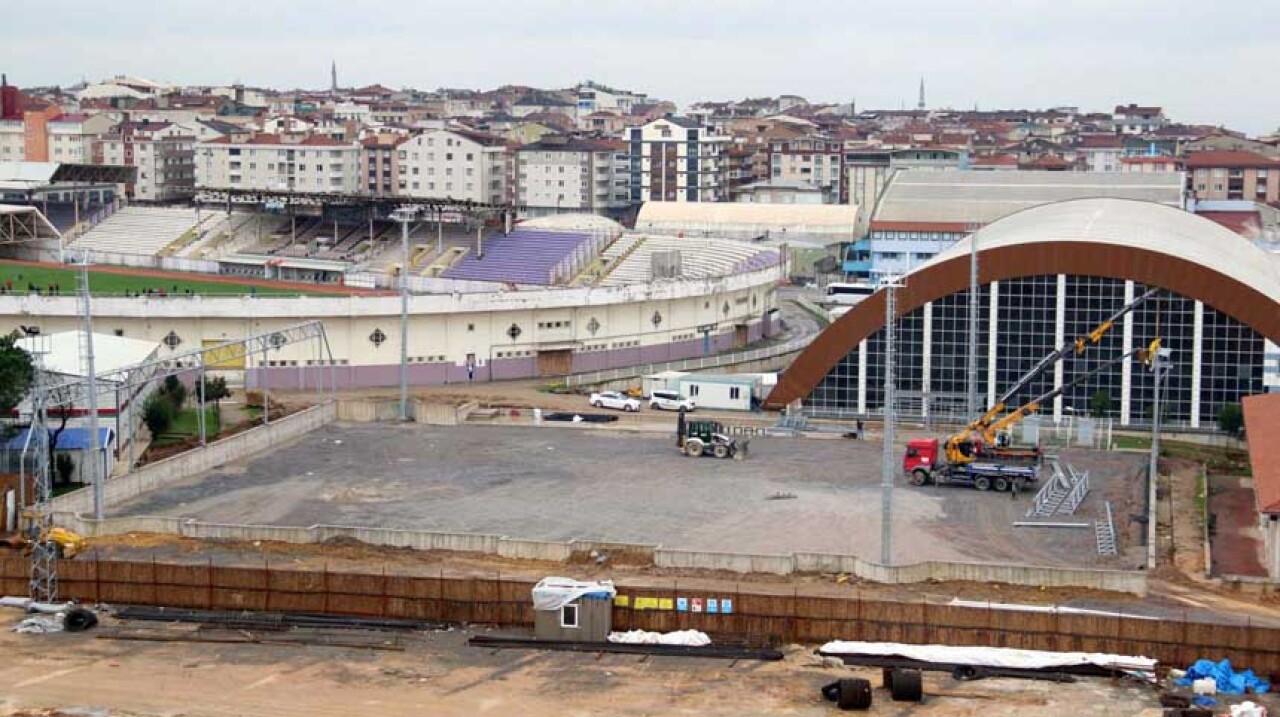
[498,538,573,562]
[655,548,795,576]
[51,403,336,516]
[415,400,477,426]
[335,400,398,422]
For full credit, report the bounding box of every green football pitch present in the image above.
[0,262,337,297]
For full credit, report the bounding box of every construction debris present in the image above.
[113,606,442,632]
[607,629,710,647]
[468,634,783,661]
[1175,658,1271,695]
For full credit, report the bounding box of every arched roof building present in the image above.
[767,199,1280,428]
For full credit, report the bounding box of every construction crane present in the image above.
[906,339,1162,491]
[943,288,1158,465]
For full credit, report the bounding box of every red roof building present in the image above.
[1242,394,1280,579]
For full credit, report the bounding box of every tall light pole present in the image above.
[391,207,417,422]
[1146,345,1172,570]
[880,274,905,566]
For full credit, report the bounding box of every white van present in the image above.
[649,389,695,412]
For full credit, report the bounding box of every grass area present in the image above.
[1112,433,1250,475]
[1113,435,1151,450]
[0,261,331,297]
[152,406,221,447]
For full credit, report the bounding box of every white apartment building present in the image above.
[97,121,198,202]
[46,113,115,163]
[0,120,23,160]
[396,129,510,204]
[627,117,729,203]
[196,134,362,193]
[576,82,646,115]
[514,137,629,218]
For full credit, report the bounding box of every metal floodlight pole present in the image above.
[1146,348,1171,570]
[77,254,104,521]
[392,207,415,422]
[880,275,904,566]
[967,227,980,416]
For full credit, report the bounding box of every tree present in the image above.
[1217,402,1244,435]
[0,333,34,419]
[55,453,75,485]
[143,393,175,437]
[1088,389,1113,418]
[198,376,231,410]
[162,375,187,411]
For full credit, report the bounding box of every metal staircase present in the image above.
[1027,456,1090,518]
[1095,501,1118,556]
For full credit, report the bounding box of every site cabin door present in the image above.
[537,349,573,377]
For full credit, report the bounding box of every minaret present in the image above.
[331,61,338,93]
[917,77,926,111]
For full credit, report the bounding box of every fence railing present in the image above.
[565,334,812,388]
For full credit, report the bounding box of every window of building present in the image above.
[730,387,741,400]
[446,153,453,161]
[688,385,699,396]
[466,153,473,161]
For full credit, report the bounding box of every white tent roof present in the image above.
[931,198,1280,303]
[16,331,161,380]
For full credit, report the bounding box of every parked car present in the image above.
[589,391,641,412]
[649,389,696,412]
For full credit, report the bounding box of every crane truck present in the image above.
[904,288,1161,492]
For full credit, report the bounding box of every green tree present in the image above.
[198,375,231,410]
[143,392,175,437]
[1217,402,1244,435]
[0,333,34,419]
[55,453,76,485]
[1088,389,1113,418]
[162,375,187,410]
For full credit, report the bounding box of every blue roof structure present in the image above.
[2,427,115,451]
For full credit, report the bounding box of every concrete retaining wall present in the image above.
[335,400,398,422]
[51,403,336,516]
[655,548,795,576]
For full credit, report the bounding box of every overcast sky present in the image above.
[3,0,1277,135]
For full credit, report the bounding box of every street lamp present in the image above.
[390,206,418,422]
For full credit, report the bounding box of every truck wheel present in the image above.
[910,470,929,486]
[994,477,1010,492]
[974,476,992,491]
[713,443,730,459]
[684,438,705,457]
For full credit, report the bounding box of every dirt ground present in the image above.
[0,613,1182,717]
[110,422,1145,568]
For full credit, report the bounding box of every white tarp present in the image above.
[531,577,616,612]
[608,630,711,647]
[819,641,1156,673]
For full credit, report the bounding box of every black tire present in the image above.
[713,443,730,459]
[684,439,704,458]
[836,677,872,710]
[889,668,923,702]
[63,607,98,633]
[881,666,895,689]
[910,469,929,486]
[821,680,841,702]
[590,400,601,408]
[625,404,637,412]
[974,476,992,491]
[951,665,982,681]
[993,477,1010,492]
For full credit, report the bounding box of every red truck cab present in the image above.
[903,438,939,476]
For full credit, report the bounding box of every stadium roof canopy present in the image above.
[0,161,136,191]
[872,171,1185,226]
[767,198,1280,408]
[0,204,62,243]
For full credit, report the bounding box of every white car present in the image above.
[589,391,641,412]
[649,389,696,412]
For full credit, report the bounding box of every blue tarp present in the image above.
[1,427,114,451]
[1175,658,1271,695]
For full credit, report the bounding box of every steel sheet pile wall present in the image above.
[1,556,1275,673]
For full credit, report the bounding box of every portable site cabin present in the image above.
[642,371,689,398]
[676,373,763,411]
[531,577,615,642]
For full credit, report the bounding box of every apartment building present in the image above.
[361,133,407,197]
[96,120,197,202]
[769,136,843,202]
[396,128,511,204]
[35,112,115,163]
[1075,134,1124,172]
[627,117,729,203]
[1113,104,1167,135]
[514,136,629,218]
[0,120,23,160]
[195,134,362,193]
[1121,156,1182,174]
[1186,151,1280,203]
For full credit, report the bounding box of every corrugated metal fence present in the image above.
[2,556,1276,673]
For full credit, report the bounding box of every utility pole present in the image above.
[76,252,103,521]
[1146,345,1172,570]
[880,274,905,566]
[967,223,980,419]
[391,207,416,422]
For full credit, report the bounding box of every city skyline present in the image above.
[3,0,1278,135]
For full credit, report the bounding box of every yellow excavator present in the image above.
[0,526,88,559]
[943,288,1159,466]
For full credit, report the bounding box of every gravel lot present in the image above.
[114,423,1145,566]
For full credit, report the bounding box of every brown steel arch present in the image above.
[765,241,1280,409]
